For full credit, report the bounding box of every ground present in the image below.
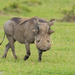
[0,0,75,75]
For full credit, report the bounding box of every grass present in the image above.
[0,0,75,75]
[0,0,75,19]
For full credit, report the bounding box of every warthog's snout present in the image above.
[39,47,51,52]
[35,37,51,51]
[35,37,53,52]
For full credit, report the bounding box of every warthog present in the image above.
[0,17,55,61]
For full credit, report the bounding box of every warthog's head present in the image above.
[33,19,55,52]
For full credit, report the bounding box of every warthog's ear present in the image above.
[33,29,38,33]
[33,29,36,32]
[49,29,55,34]
[49,19,55,26]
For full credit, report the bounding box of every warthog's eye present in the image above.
[49,27,50,30]
[48,27,51,34]
[47,40,50,43]
[37,26,39,34]
[37,26,39,30]
[37,40,40,43]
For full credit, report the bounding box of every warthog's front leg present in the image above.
[24,42,31,60]
[38,50,42,62]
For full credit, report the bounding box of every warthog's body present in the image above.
[0,17,55,61]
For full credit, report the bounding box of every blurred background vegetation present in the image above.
[0,0,75,22]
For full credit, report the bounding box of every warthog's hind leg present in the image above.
[2,43,11,58]
[6,35,17,59]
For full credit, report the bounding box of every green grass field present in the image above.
[0,0,75,75]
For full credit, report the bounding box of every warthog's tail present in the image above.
[0,33,5,45]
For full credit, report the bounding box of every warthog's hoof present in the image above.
[15,56,17,59]
[38,59,41,62]
[24,56,29,60]
[2,55,6,58]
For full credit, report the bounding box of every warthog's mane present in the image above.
[11,17,22,24]
[11,17,48,25]
[19,17,48,25]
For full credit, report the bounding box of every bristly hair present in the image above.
[38,18,48,23]
[11,17,22,24]
[19,17,48,25]
[19,19,30,25]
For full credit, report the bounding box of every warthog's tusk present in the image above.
[34,37,36,45]
[50,41,53,46]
